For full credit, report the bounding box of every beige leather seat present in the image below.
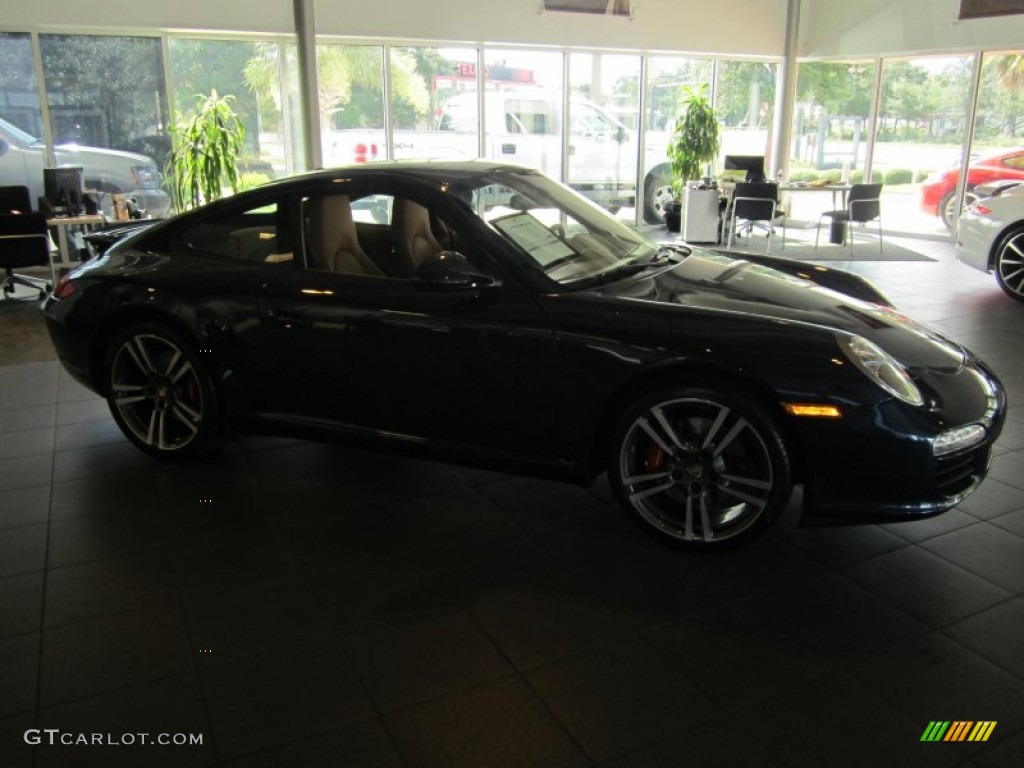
[305,195,383,276]
[391,198,442,277]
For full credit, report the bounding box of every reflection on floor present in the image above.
[2,242,1024,767]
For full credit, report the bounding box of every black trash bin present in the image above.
[829,219,847,245]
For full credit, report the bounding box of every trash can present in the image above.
[829,219,847,245]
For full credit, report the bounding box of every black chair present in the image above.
[0,185,33,214]
[726,181,785,253]
[815,182,883,253]
[1,213,52,300]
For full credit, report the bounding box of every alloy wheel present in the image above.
[995,230,1024,301]
[108,331,205,452]
[615,395,783,545]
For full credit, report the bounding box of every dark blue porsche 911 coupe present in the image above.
[43,161,1006,550]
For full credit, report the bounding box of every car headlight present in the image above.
[837,334,924,406]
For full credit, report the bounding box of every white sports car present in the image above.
[956,180,1024,301]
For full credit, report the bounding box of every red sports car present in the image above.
[920,148,1024,230]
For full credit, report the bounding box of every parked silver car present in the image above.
[955,180,1024,301]
[0,117,169,218]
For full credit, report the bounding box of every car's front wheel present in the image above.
[608,386,792,550]
[104,324,219,459]
[994,226,1024,302]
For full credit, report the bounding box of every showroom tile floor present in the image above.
[1,237,1024,767]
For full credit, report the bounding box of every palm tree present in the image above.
[242,43,428,129]
[993,53,1024,92]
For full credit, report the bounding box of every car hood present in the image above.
[592,249,967,373]
[55,143,156,167]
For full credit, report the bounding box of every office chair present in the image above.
[1,213,52,300]
[815,183,883,254]
[726,182,785,254]
[0,185,33,214]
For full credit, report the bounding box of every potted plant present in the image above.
[665,85,720,233]
[166,90,246,212]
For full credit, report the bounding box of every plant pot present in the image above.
[664,201,681,232]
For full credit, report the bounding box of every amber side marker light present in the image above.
[782,403,842,418]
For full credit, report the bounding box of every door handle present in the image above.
[501,143,517,155]
[265,308,312,330]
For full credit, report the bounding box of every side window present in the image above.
[505,100,551,135]
[177,200,292,265]
[1002,154,1024,171]
[351,194,392,225]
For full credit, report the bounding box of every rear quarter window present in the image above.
[176,201,294,265]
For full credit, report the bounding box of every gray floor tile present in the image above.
[944,598,1024,680]
[0,633,39,717]
[919,524,1024,593]
[0,484,50,530]
[343,608,512,712]
[34,674,215,768]
[200,637,375,762]
[385,676,589,768]
[526,636,722,763]
[846,545,1013,627]
[220,719,404,768]
[0,571,44,639]
[39,607,192,707]
[0,524,48,578]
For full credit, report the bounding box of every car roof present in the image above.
[257,159,535,191]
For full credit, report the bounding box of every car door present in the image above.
[259,180,558,458]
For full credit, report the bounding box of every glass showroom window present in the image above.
[39,34,170,217]
[962,51,1024,229]
[716,60,778,170]
[316,44,385,167]
[643,56,713,225]
[877,54,973,239]
[168,38,290,184]
[567,52,641,222]
[388,45,477,160]
[788,60,876,222]
[481,49,564,183]
[0,32,46,207]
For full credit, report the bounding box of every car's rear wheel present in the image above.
[608,386,792,550]
[994,226,1024,302]
[941,188,979,231]
[104,324,219,459]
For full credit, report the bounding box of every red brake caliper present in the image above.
[644,439,665,472]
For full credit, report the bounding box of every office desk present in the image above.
[46,214,105,282]
[778,183,851,214]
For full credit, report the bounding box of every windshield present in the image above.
[0,117,42,146]
[459,169,659,286]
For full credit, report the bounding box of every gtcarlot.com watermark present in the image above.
[25,729,203,747]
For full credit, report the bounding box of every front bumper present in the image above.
[796,359,1006,522]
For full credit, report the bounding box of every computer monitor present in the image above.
[724,155,766,182]
[44,166,84,216]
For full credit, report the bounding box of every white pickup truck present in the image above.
[323,87,672,223]
[0,116,170,218]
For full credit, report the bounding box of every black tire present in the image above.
[941,188,979,232]
[994,226,1024,302]
[104,323,220,460]
[643,170,675,225]
[607,385,792,550]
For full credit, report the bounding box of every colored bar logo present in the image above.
[920,721,996,742]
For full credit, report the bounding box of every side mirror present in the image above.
[614,125,629,144]
[411,251,501,292]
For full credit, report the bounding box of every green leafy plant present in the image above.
[666,84,721,198]
[237,171,271,192]
[166,90,246,211]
